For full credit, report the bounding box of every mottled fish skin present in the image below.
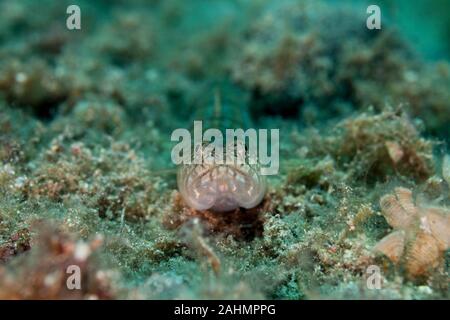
[177,83,266,212]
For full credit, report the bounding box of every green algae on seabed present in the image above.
[0,0,449,299]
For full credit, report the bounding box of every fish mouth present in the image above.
[177,164,266,212]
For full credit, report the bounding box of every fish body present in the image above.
[177,84,266,212]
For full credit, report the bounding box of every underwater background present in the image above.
[0,0,449,299]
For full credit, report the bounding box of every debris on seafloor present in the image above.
[0,222,117,299]
[179,218,221,276]
[373,187,449,281]
[0,228,31,263]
